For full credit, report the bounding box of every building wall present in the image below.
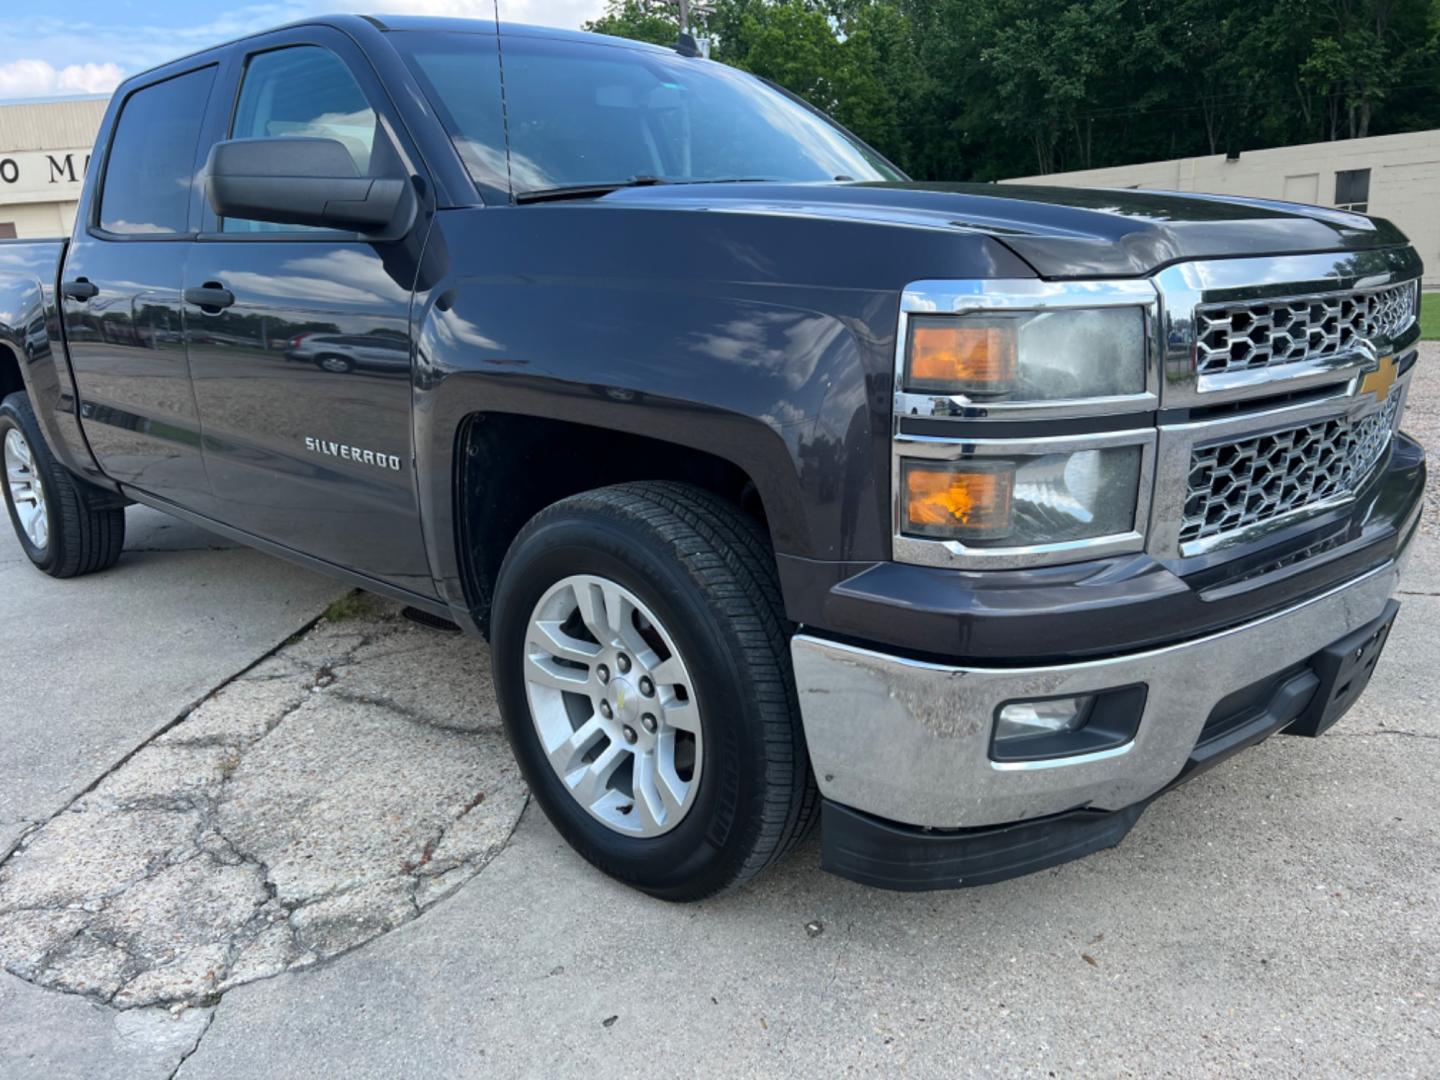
[1004,129,1440,288]
[0,96,108,240]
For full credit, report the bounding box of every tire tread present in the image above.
[2,391,124,578]
[514,481,819,897]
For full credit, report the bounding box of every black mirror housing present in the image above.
[203,137,415,235]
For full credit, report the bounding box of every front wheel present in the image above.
[490,482,817,900]
[1,392,125,577]
[316,354,354,374]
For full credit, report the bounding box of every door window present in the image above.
[99,66,216,235]
[224,45,399,232]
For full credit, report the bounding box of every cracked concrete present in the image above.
[0,597,527,1010]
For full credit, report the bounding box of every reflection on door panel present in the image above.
[184,41,432,592]
[62,66,216,500]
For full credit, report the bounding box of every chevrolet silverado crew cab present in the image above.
[0,16,1426,899]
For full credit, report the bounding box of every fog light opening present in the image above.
[995,696,1093,744]
[990,684,1148,764]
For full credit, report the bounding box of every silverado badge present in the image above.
[303,437,402,472]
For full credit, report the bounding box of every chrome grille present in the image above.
[1179,393,1401,544]
[1194,280,1417,377]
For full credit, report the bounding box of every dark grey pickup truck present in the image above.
[0,15,1426,898]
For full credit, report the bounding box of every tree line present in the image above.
[584,0,1440,180]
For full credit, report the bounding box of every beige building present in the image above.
[1005,128,1440,288]
[0,96,109,240]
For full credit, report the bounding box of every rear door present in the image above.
[184,28,435,594]
[60,64,218,502]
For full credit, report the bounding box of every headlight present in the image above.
[904,307,1147,402]
[902,445,1143,547]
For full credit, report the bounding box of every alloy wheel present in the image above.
[5,428,48,550]
[522,573,702,837]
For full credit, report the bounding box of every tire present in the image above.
[1,391,125,578]
[316,354,354,374]
[490,481,818,900]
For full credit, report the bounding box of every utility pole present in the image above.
[660,0,712,53]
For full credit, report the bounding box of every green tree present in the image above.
[584,0,680,46]
[583,0,1440,181]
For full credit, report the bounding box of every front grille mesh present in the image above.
[1194,280,1417,377]
[1180,393,1401,544]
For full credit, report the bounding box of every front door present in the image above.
[60,64,218,502]
[184,31,434,594]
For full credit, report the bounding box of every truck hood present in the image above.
[597,180,1409,278]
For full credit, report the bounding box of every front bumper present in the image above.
[793,557,1406,885]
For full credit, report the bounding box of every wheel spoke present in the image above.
[523,651,590,693]
[631,752,667,832]
[530,619,601,666]
[653,739,688,816]
[649,655,686,686]
[569,739,626,805]
[617,621,654,665]
[572,580,622,643]
[546,715,606,775]
[661,697,701,733]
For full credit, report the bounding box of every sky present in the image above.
[0,0,609,101]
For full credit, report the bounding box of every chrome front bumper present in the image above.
[792,561,1401,829]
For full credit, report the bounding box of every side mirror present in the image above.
[203,137,415,235]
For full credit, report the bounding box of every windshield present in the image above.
[395,31,903,196]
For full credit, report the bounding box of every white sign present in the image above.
[0,149,90,205]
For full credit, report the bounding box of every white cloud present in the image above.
[0,1,608,102]
[0,59,124,99]
[356,0,606,26]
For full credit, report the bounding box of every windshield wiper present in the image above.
[514,175,669,204]
[514,176,785,204]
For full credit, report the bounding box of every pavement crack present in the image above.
[165,1005,216,1080]
[321,685,481,737]
[0,598,530,1012]
[1329,728,1439,741]
[0,611,333,881]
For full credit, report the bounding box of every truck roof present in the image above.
[120,13,670,89]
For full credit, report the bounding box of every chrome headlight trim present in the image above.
[891,277,1161,569]
[892,427,1156,570]
[893,278,1162,420]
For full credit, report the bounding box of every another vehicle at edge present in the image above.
[0,15,1425,898]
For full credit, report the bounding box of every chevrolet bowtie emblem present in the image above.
[1359,354,1398,402]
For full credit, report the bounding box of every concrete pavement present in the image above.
[0,507,343,860]
[0,506,343,1078]
[1,348,1437,1078]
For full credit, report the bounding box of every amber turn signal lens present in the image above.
[907,319,1017,394]
[903,464,1014,540]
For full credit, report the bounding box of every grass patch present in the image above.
[323,590,381,622]
[1423,293,1439,341]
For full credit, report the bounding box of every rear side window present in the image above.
[99,66,216,235]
